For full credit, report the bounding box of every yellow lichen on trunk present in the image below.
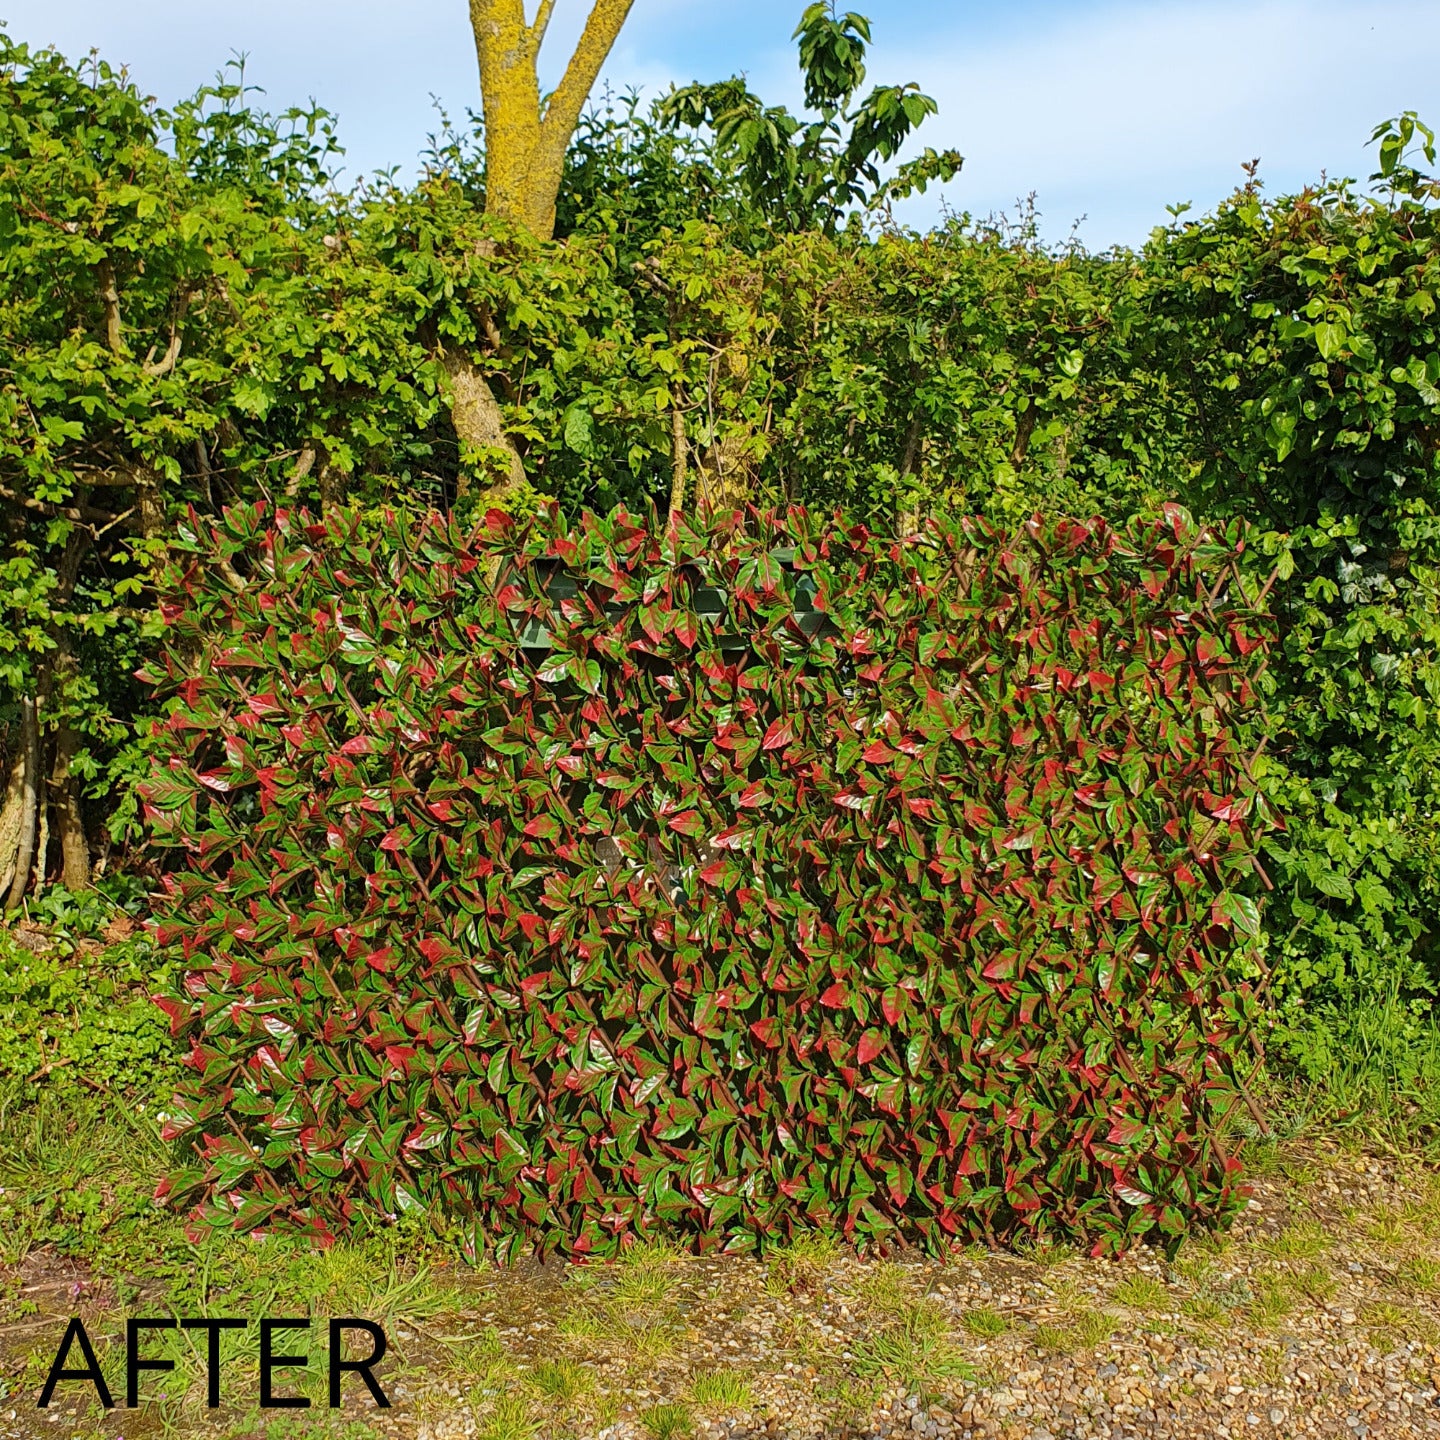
[469,0,636,240]
[458,0,636,501]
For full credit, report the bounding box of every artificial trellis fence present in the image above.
[144,501,1277,1260]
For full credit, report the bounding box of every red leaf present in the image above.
[820,982,848,1009]
[761,719,794,751]
[857,1030,886,1065]
[749,1017,780,1048]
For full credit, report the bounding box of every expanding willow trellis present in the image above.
[143,500,1277,1260]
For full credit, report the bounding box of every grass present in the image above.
[851,1259,919,1310]
[1255,1221,1332,1261]
[0,1075,481,1419]
[1258,987,1440,1155]
[477,1392,538,1440]
[960,1306,1008,1338]
[1246,1275,1297,1329]
[527,1357,591,1402]
[1111,1274,1170,1311]
[447,1326,513,1387]
[1031,1308,1115,1354]
[641,1402,694,1439]
[1395,1256,1440,1293]
[1367,1208,1407,1246]
[1015,1237,1079,1269]
[850,1299,974,1395]
[556,1239,689,1366]
[688,1369,753,1410]
[841,1261,974,1394]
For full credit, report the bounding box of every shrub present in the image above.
[0,894,178,1100]
[142,500,1275,1259]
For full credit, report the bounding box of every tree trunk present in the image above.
[2,697,39,911]
[469,0,637,242]
[443,351,528,509]
[133,465,164,539]
[697,432,755,516]
[319,455,344,521]
[669,399,688,517]
[3,528,93,906]
[50,724,89,892]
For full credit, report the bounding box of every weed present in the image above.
[850,1298,973,1394]
[528,1357,590,1402]
[448,1325,509,1385]
[1256,1348,1286,1387]
[556,1308,607,1343]
[765,1233,841,1296]
[1180,1294,1227,1326]
[626,1318,684,1362]
[689,1369,753,1410]
[1072,1309,1115,1347]
[641,1402,694,1440]
[1367,1210,1407,1246]
[1362,1300,1408,1328]
[477,1392,538,1440]
[960,1307,1008,1339]
[1111,1274,1169,1311]
[851,1260,918,1312]
[1256,1222,1331,1261]
[1032,1322,1075,1353]
[1291,1264,1338,1302]
[1396,1256,1440,1292]
[1018,1238,1079,1269]
[1030,1300,1113,1353]
[1247,1276,1296,1328]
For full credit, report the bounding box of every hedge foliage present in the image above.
[142,501,1275,1259]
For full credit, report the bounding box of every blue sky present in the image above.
[4,0,1437,248]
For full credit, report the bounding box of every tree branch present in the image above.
[530,0,557,50]
[97,258,123,355]
[540,0,636,152]
[142,287,192,378]
[0,480,122,527]
[441,349,527,503]
[284,443,317,498]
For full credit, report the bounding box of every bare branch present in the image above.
[541,0,636,142]
[530,0,557,50]
[0,480,123,527]
[142,288,192,378]
[284,443,317,498]
[97,258,123,355]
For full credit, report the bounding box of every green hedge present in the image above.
[143,501,1275,1259]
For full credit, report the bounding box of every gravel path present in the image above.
[1,1137,1436,1440]
[404,1139,1440,1440]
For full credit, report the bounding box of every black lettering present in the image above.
[126,1318,177,1407]
[37,1318,113,1409]
[260,1318,311,1408]
[180,1317,246,1406]
[329,1319,390,1408]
